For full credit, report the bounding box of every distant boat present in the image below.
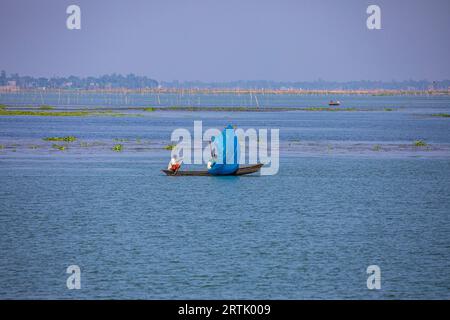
[329,100,341,106]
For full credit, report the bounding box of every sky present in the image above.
[0,0,449,82]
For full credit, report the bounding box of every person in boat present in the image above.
[167,155,183,172]
[207,141,217,169]
[207,158,216,169]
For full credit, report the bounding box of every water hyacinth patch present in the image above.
[413,140,427,147]
[52,144,66,151]
[43,136,77,142]
[164,144,176,150]
[431,113,450,118]
[0,110,91,116]
[112,144,123,152]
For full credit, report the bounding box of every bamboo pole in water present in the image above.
[254,94,260,108]
[40,90,44,105]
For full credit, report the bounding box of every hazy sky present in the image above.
[1,0,449,81]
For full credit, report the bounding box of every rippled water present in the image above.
[0,95,449,299]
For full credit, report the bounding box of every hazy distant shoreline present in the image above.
[1,71,450,92]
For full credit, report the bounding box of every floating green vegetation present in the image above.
[112,144,123,152]
[43,136,77,142]
[163,106,359,112]
[114,138,128,142]
[52,144,66,151]
[384,108,394,111]
[106,112,135,117]
[413,140,427,147]
[0,145,4,149]
[0,109,130,117]
[39,105,55,110]
[302,107,357,112]
[164,144,176,150]
[166,106,249,112]
[0,104,6,110]
[0,110,91,117]
[431,113,450,118]
[372,93,392,96]
[110,105,368,112]
[373,144,382,151]
[165,105,301,112]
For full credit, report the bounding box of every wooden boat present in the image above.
[162,163,263,176]
[328,100,341,106]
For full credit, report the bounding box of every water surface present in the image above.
[0,94,449,299]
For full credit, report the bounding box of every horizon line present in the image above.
[2,71,450,84]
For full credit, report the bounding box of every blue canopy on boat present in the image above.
[208,125,240,175]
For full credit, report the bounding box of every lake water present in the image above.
[2,91,450,110]
[0,93,449,299]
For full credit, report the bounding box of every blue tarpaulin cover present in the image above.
[207,125,240,175]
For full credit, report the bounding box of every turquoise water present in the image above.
[0,95,450,299]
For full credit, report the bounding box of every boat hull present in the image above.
[162,164,263,176]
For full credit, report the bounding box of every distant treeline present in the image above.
[0,71,159,89]
[1,71,449,90]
